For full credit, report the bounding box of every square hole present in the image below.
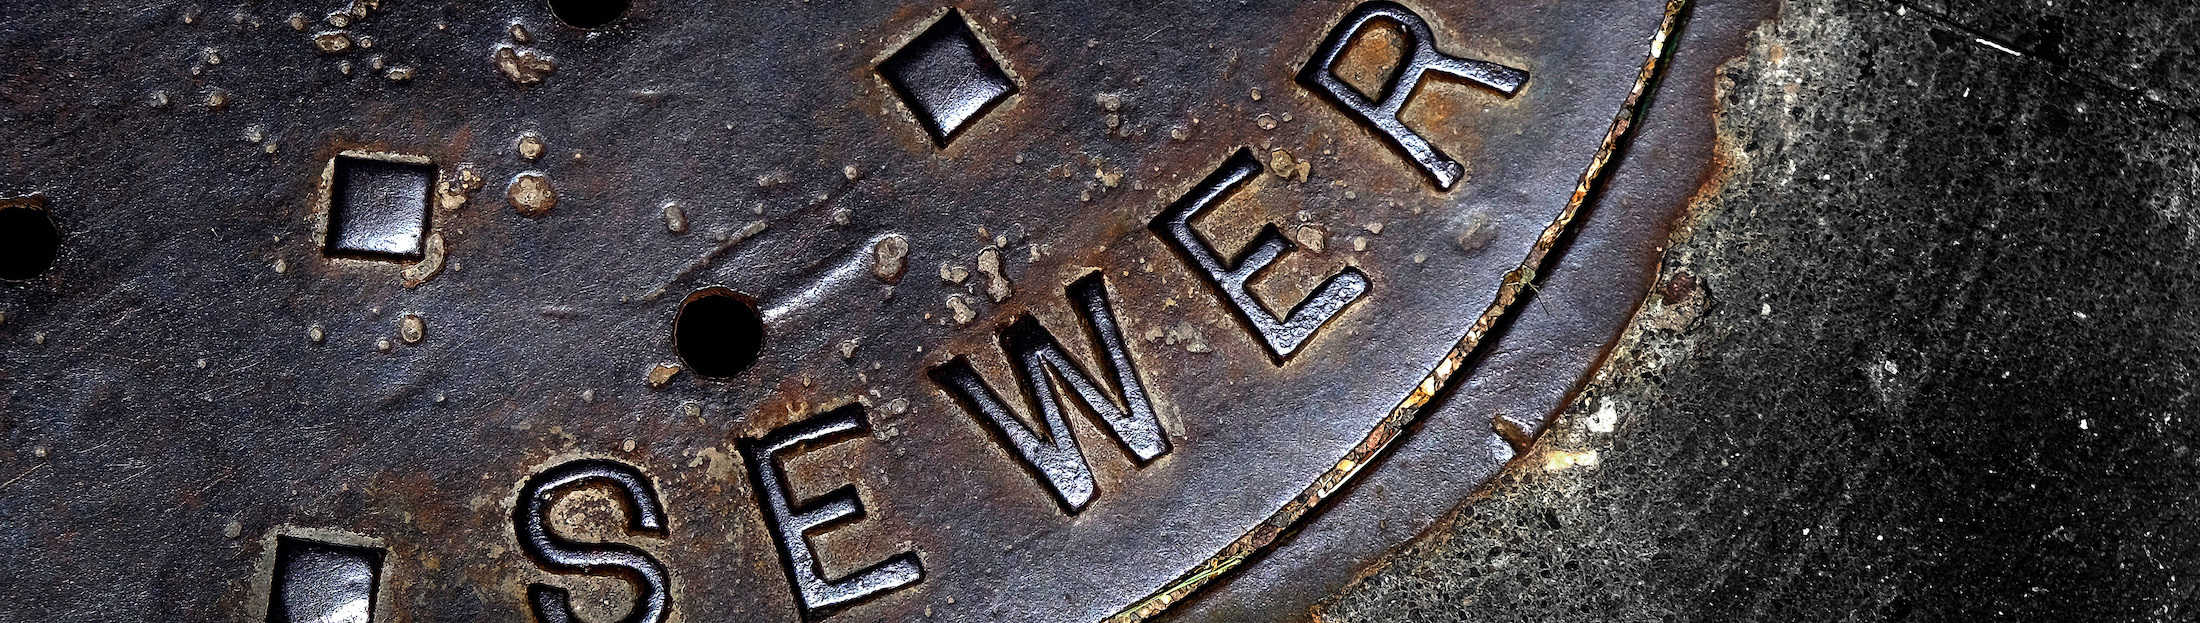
[325,155,434,260]
[267,536,384,623]
[878,11,1017,146]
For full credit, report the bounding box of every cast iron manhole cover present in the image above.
[0,0,1694,621]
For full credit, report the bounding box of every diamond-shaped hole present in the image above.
[325,155,434,261]
[878,11,1017,146]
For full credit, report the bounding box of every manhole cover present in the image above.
[0,0,1697,621]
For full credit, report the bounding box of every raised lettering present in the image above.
[1151,148,1369,362]
[741,405,923,620]
[513,459,672,623]
[929,272,1167,514]
[1299,1,1529,189]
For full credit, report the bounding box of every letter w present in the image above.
[927,272,1169,514]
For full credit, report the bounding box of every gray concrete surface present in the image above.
[1325,0,2200,620]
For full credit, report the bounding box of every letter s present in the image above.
[514,458,672,623]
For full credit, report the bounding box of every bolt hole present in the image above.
[547,0,629,29]
[675,287,764,379]
[0,202,58,281]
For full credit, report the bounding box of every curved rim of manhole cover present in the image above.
[1115,2,1688,618]
[0,1,1696,622]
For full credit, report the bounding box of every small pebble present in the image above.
[871,234,909,283]
[516,133,546,160]
[662,202,688,234]
[977,246,1011,302]
[646,363,681,388]
[946,294,977,325]
[507,172,557,217]
[1294,224,1327,252]
[313,32,351,53]
[398,314,425,344]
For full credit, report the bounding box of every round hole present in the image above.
[674,287,764,379]
[0,203,58,281]
[547,0,629,29]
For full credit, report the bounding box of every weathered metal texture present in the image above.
[1114,2,1688,618]
[0,1,1714,622]
[1255,1,1774,618]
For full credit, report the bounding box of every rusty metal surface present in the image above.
[0,1,1711,621]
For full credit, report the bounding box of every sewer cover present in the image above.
[0,0,1696,621]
